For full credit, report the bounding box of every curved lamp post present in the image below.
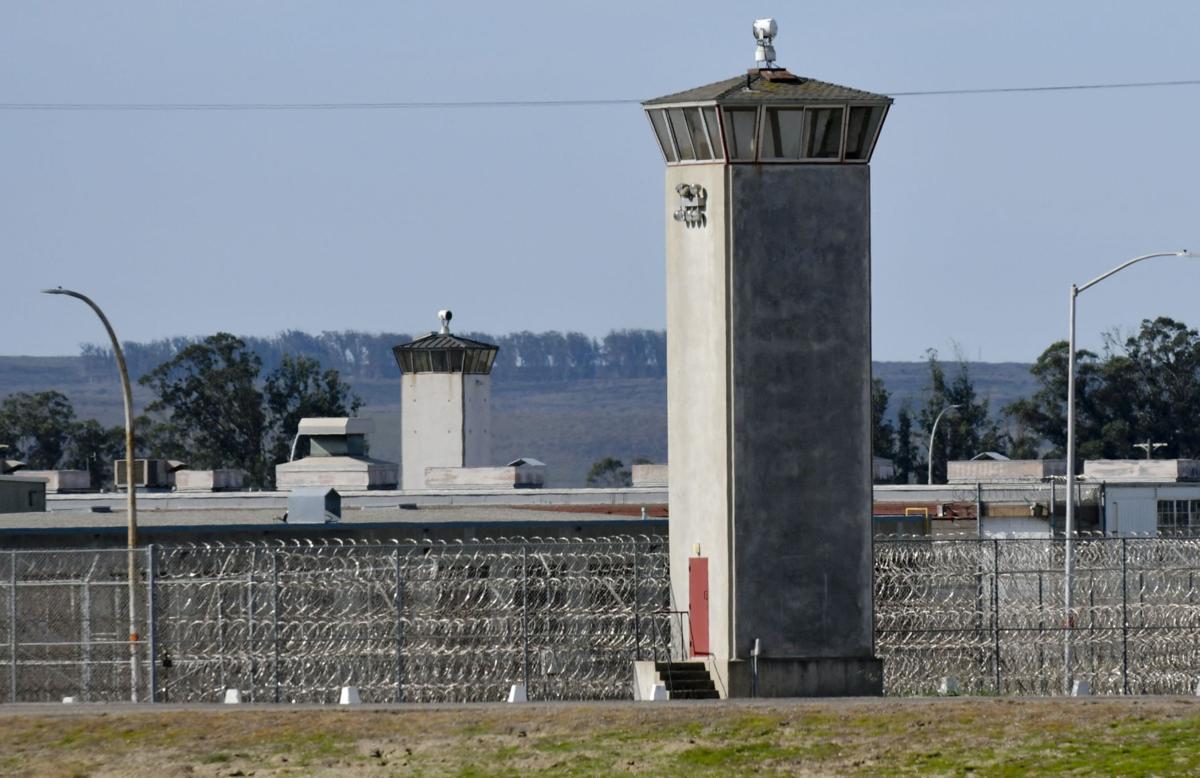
[927,404,961,485]
[42,288,141,702]
[1063,250,1197,694]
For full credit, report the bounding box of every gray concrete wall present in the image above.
[727,164,875,661]
[0,476,45,513]
[665,163,734,668]
[463,374,492,468]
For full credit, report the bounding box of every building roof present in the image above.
[296,417,373,437]
[644,70,892,107]
[394,332,498,352]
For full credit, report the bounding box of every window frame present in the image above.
[760,106,806,162]
[645,109,678,164]
[645,102,728,166]
[650,100,889,166]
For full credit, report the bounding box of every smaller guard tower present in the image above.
[393,311,498,490]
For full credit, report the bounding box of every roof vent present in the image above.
[753,18,778,68]
[438,309,453,335]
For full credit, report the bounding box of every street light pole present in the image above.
[42,288,141,703]
[1063,250,1195,694]
[927,404,961,485]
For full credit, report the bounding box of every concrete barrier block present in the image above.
[223,688,243,704]
[1071,680,1090,696]
[506,683,527,703]
[339,686,361,705]
[937,677,959,696]
[651,683,668,701]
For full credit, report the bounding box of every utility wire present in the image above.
[2,77,1199,111]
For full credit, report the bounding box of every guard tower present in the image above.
[643,20,890,696]
[392,311,498,490]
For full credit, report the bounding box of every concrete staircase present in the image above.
[655,661,719,699]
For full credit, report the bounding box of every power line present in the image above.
[889,77,1200,97]
[2,77,1199,111]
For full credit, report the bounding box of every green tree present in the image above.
[918,350,1006,483]
[893,404,918,484]
[871,378,896,463]
[0,391,77,468]
[63,418,124,488]
[263,355,362,467]
[1007,318,1200,465]
[586,456,631,487]
[139,333,267,484]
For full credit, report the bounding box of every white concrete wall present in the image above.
[665,163,732,667]
[402,372,465,490]
[632,464,668,488]
[981,517,1052,538]
[19,470,91,493]
[401,372,492,489]
[1086,459,1200,482]
[1106,486,1165,535]
[424,465,543,490]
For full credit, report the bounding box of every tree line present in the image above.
[873,317,1200,483]
[13,316,1200,488]
[3,334,358,488]
[79,328,668,383]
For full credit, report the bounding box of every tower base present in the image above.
[726,657,883,698]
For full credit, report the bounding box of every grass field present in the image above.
[1,698,1198,777]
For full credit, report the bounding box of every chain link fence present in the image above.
[0,536,671,704]
[8,534,1200,702]
[876,536,1200,696]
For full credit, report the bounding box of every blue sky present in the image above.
[4,2,1200,361]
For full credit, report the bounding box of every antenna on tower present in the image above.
[753,18,778,69]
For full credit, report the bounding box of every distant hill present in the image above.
[0,353,1037,487]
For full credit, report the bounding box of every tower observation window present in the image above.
[845,105,885,161]
[724,107,758,161]
[648,109,678,163]
[804,107,844,159]
[763,108,804,160]
[702,107,722,158]
[668,108,697,161]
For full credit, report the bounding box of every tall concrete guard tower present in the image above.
[392,311,498,490]
[643,20,890,696]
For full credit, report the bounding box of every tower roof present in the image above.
[644,70,891,107]
[392,331,498,375]
[394,332,498,352]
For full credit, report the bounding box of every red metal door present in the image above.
[688,557,710,655]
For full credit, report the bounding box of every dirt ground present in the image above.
[0,697,1198,777]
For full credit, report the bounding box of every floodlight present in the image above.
[752,18,777,42]
[752,18,778,67]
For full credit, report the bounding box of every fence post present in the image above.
[9,550,16,703]
[992,539,1001,694]
[271,551,280,704]
[394,550,403,703]
[521,545,530,698]
[1121,538,1129,695]
[246,548,255,703]
[633,541,641,662]
[147,545,157,703]
[81,571,92,702]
